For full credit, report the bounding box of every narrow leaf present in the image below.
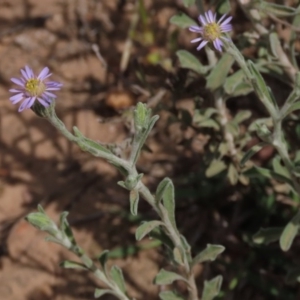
[98,250,109,273]
[206,53,234,91]
[243,166,294,187]
[253,227,283,245]
[148,226,174,249]
[130,189,139,216]
[173,247,184,265]
[159,291,185,300]
[255,1,296,16]
[201,275,223,300]
[282,102,300,118]
[183,0,196,8]
[169,13,197,28]
[60,260,88,270]
[94,289,114,299]
[205,159,227,178]
[154,269,187,285]
[192,244,225,267]
[110,266,126,293]
[233,110,252,124]
[248,61,275,106]
[158,179,177,229]
[135,221,163,241]
[280,210,300,251]
[227,163,238,185]
[156,177,172,204]
[240,142,268,166]
[176,50,208,75]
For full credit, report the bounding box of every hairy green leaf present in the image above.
[201,275,223,300]
[280,210,300,251]
[135,221,163,241]
[154,269,187,285]
[206,53,234,91]
[169,13,197,28]
[159,291,185,300]
[110,266,126,293]
[192,244,225,267]
[253,227,283,245]
[176,50,208,74]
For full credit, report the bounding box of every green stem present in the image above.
[137,182,198,299]
[70,245,131,300]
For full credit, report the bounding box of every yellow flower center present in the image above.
[25,79,46,96]
[203,23,221,41]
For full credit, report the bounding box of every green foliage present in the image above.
[280,210,300,251]
[176,50,209,75]
[201,275,223,300]
[192,244,225,267]
[135,220,163,241]
[169,13,197,28]
[154,269,187,285]
[206,53,235,91]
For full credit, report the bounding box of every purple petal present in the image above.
[18,97,34,112]
[207,10,215,23]
[221,25,232,32]
[37,97,51,107]
[11,78,25,87]
[43,91,57,98]
[213,39,223,52]
[25,66,34,79]
[38,67,51,80]
[218,14,227,24]
[199,15,207,25]
[197,40,208,51]
[220,16,232,26]
[191,37,203,44]
[189,25,202,33]
[9,88,23,93]
[46,81,62,87]
[10,93,24,104]
[21,69,30,80]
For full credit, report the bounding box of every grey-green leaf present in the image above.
[94,289,114,299]
[280,210,300,251]
[156,177,173,204]
[110,266,126,293]
[159,291,185,300]
[248,61,274,106]
[154,269,187,285]
[233,110,252,124]
[98,250,109,273]
[158,178,176,228]
[176,50,208,75]
[192,244,225,267]
[183,0,196,8]
[205,159,227,178]
[130,189,139,216]
[254,1,297,16]
[206,53,235,91]
[135,221,163,241]
[253,227,283,245]
[60,260,88,270]
[240,142,268,166]
[173,247,184,265]
[201,275,223,300]
[169,13,197,28]
[217,0,231,14]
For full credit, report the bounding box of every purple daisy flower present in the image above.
[189,10,232,52]
[9,66,62,112]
